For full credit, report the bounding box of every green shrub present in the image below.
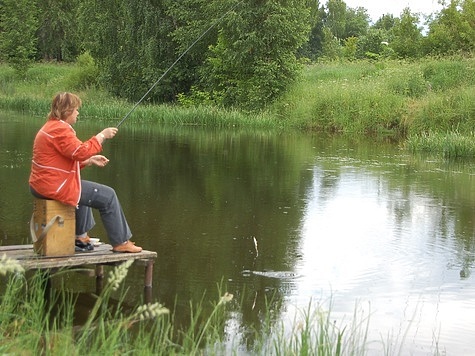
[65,52,100,90]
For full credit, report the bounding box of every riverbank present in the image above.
[1,56,475,156]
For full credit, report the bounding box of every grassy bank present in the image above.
[272,56,475,157]
[274,56,475,134]
[0,63,280,129]
[0,257,376,355]
[1,56,475,156]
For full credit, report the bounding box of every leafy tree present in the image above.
[357,28,391,59]
[165,0,227,100]
[0,0,38,76]
[322,1,369,59]
[373,14,396,31]
[78,0,177,102]
[200,0,310,110]
[345,6,369,38]
[298,0,325,60]
[391,8,423,58]
[325,0,346,40]
[425,0,475,55]
[320,26,342,60]
[36,0,81,61]
[342,36,358,60]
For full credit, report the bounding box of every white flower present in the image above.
[0,254,25,275]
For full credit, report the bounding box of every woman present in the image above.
[29,92,142,253]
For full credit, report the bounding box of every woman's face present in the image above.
[64,107,79,125]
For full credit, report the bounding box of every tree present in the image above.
[200,0,310,110]
[391,8,423,58]
[325,0,346,40]
[425,0,475,55]
[36,0,81,61]
[373,14,396,32]
[298,0,325,60]
[357,28,392,59]
[78,0,177,102]
[345,6,369,38]
[0,0,38,76]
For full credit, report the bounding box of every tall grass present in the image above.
[273,56,475,137]
[251,299,370,355]
[0,254,380,355]
[405,131,475,159]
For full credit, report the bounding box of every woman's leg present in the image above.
[79,180,132,246]
[75,205,95,237]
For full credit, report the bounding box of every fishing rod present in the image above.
[116,1,242,128]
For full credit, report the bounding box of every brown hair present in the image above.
[47,92,82,120]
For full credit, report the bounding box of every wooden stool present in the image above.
[30,198,76,256]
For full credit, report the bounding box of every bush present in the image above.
[65,52,100,90]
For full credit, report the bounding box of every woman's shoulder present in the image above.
[40,120,75,138]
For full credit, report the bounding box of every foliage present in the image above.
[64,52,100,90]
[390,8,424,58]
[356,28,392,59]
[405,131,475,158]
[199,0,311,110]
[2,0,474,110]
[78,0,177,102]
[36,0,81,61]
[325,0,347,40]
[425,0,475,55]
[0,264,380,355]
[0,0,38,77]
[1,56,474,139]
[298,0,325,60]
[270,56,475,138]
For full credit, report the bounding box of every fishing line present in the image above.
[116,1,242,128]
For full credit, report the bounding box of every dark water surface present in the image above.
[1,112,475,354]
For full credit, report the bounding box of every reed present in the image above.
[405,131,475,158]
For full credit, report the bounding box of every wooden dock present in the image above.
[0,244,157,302]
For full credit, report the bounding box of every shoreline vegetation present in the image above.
[0,55,474,155]
[0,56,475,158]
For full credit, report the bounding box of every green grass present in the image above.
[405,130,475,158]
[0,256,381,355]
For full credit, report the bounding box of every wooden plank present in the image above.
[0,244,157,270]
[0,244,34,251]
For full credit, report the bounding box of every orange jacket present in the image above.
[29,119,102,206]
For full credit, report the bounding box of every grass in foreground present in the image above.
[0,254,381,355]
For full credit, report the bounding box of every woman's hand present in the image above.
[89,155,110,167]
[96,127,118,143]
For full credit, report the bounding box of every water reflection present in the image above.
[1,112,475,354]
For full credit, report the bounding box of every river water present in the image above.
[1,111,475,354]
